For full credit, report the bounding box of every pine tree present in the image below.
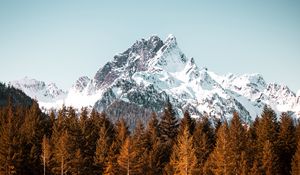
[79,107,98,174]
[146,112,160,142]
[193,116,215,174]
[158,101,179,171]
[291,139,300,175]
[204,123,230,175]
[246,117,260,171]
[256,105,279,172]
[117,137,141,175]
[295,119,300,144]
[159,101,179,143]
[256,106,278,152]
[69,149,84,175]
[240,151,249,175]
[179,110,195,135]
[145,112,163,174]
[262,140,279,175]
[278,112,296,175]
[249,160,264,175]
[41,135,51,175]
[170,126,197,175]
[132,120,150,173]
[107,118,129,174]
[94,116,115,173]
[21,101,46,174]
[0,104,18,174]
[227,112,246,174]
[104,160,115,175]
[52,130,73,175]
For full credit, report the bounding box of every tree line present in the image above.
[1,99,300,175]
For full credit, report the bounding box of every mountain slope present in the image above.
[8,77,67,104]
[0,82,34,107]
[9,35,300,122]
[62,34,300,121]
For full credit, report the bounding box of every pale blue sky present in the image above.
[0,0,299,91]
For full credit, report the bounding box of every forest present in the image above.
[1,97,300,175]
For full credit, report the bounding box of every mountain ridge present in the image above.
[8,34,300,121]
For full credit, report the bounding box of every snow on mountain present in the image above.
[8,77,67,103]
[10,35,300,122]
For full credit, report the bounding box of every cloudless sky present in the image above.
[0,0,299,92]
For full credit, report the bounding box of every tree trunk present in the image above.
[61,156,64,175]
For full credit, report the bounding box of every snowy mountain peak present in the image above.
[14,35,300,122]
[72,76,91,93]
[165,34,177,46]
[93,34,187,88]
[8,77,67,103]
[10,76,46,92]
[264,83,296,103]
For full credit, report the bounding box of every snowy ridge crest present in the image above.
[10,35,300,121]
[9,77,67,103]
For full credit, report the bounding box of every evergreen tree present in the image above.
[278,112,296,175]
[0,104,19,174]
[193,116,215,174]
[204,123,230,175]
[103,160,114,175]
[117,137,142,175]
[295,119,300,144]
[132,120,149,173]
[146,112,160,142]
[256,106,279,172]
[179,110,195,135]
[169,126,197,175]
[227,112,246,174]
[145,112,164,175]
[21,101,46,174]
[246,117,260,171]
[52,130,73,175]
[256,106,278,151]
[240,151,249,175]
[94,115,115,173]
[158,101,179,171]
[249,160,264,175]
[262,140,279,175]
[79,107,98,174]
[107,118,129,174]
[41,135,51,175]
[291,139,300,175]
[69,149,84,175]
[159,101,179,143]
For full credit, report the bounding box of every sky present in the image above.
[0,0,299,92]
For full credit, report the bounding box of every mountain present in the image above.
[0,82,34,107]
[9,35,300,122]
[8,77,67,107]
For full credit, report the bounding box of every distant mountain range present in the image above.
[8,35,300,122]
